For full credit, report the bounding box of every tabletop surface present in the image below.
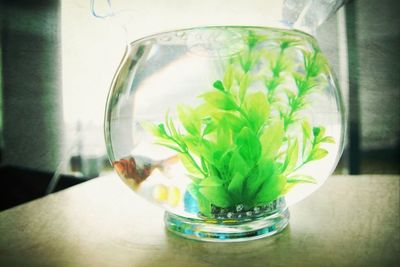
[0,174,399,267]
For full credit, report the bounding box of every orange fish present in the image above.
[112,155,179,186]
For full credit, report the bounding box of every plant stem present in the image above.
[291,135,316,173]
[183,150,207,177]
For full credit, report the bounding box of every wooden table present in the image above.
[0,175,399,267]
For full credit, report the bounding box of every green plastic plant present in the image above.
[145,30,335,217]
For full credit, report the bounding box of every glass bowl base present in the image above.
[164,208,290,242]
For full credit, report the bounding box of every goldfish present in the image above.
[112,155,179,187]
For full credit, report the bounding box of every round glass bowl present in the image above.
[105,26,345,241]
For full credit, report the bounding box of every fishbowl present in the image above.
[98,0,346,241]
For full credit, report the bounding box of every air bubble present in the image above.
[236,204,244,212]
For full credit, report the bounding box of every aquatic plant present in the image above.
[145,30,335,216]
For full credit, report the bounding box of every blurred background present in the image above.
[0,0,399,211]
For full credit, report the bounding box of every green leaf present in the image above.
[187,175,203,183]
[201,91,237,111]
[309,148,328,161]
[301,120,312,140]
[213,80,225,92]
[200,157,208,174]
[182,135,200,151]
[305,52,328,77]
[165,115,183,146]
[313,126,326,142]
[158,124,168,136]
[301,119,312,157]
[216,149,234,180]
[202,117,217,136]
[199,186,232,208]
[154,142,182,153]
[272,56,287,77]
[265,77,281,92]
[195,103,217,118]
[287,175,317,184]
[246,160,273,198]
[177,105,200,136]
[283,139,299,173]
[293,73,310,95]
[312,127,321,138]
[254,174,286,205]
[200,176,225,186]
[209,149,224,167]
[246,30,265,49]
[215,118,233,152]
[206,163,220,178]
[211,112,243,133]
[260,120,284,161]
[229,150,251,178]
[239,54,250,72]
[244,92,270,132]
[239,74,250,102]
[142,122,162,137]
[178,153,203,176]
[223,65,234,91]
[320,136,335,144]
[228,172,246,200]
[187,139,214,164]
[235,127,261,167]
[227,151,251,200]
[188,183,211,216]
[280,37,301,50]
[142,122,170,139]
[303,51,328,78]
